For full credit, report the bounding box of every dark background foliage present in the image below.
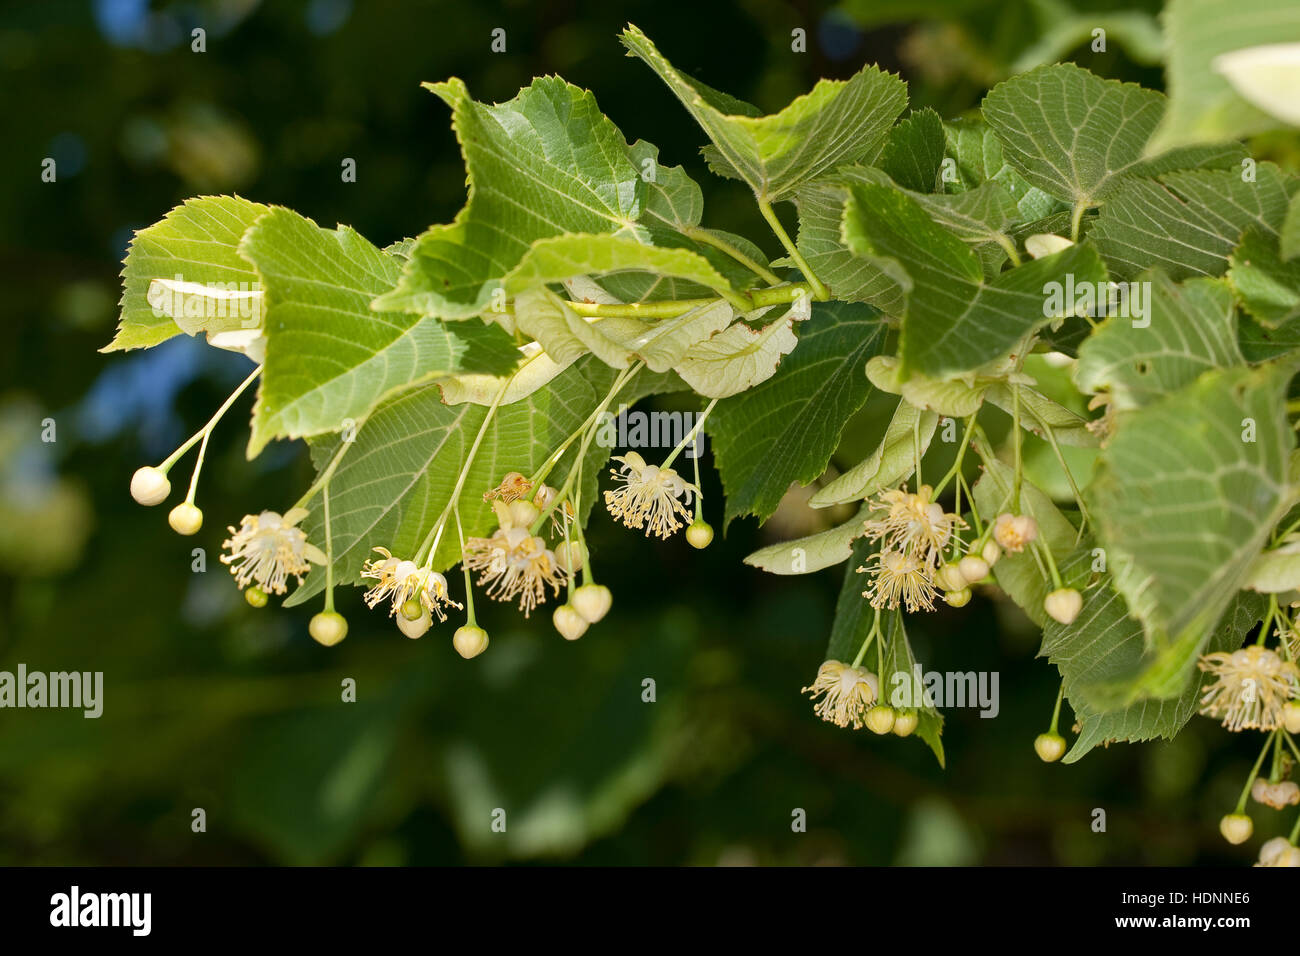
[0,0,1281,864]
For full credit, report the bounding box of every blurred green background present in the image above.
[1,0,1292,865]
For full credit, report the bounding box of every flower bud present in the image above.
[553,604,589,641]
[309,611,348,647]
[168,502,203,536]
[892,710,919,737]
[507,499,540,527]
[130,466,171,506]
[982,540,1001,567]
[554,540,585,574]
[1044,588,1083,625]
[686,519,714,549]
[1034,732,1066,763]
[452,625,489,659]
[1259,836,1300,866]
[245,586,268,609]
[865,705,896,735]
[936,563,967,591]
[400,598,424,622]
[1025,233,1075,259]
[1219,813,1253,845]
[397,608,432,639]
[958,556,989,583]
[944,587,971,608]
[1251,778,1300,809]
[571,583,612,623]
[1284,701,1300,735]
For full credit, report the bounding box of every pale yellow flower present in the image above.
[859,548,939,612]
[862,484,963,568]
[1198,645,1300,732]
[604,451,698,539]
[802,660,879,729]
[462,502,565,617]
[993,513,1038,553]
[360,547,462,621]
[220,507,326,595]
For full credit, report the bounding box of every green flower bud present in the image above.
[1034,732,1066,763]
[452,625,489,659]
[892,710,919,737]
[553,604,589,641]
[571,583,612,623]
[245,586,268,609]
[686,519,714,550]
[958,555,989,583]
[1044,588,1082,625]
[1219,813,1254,846]
[130,466,171,506]
[865,705,896,735]
[944,587,971,608]
[168,502,203,536]
[309,611,348,647]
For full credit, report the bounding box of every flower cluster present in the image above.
[858,484,963,613]
[461,500,565,618]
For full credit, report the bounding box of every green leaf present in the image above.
[709,301,886,525]
[943,119,1062,222]
[1075,272,1243,411]
[630,139,702,231]
[1011,8,1164,73]
[1089,166,1292,281]
[844,183,1108,377]
[1229,228,1300,328]
[104,195,269,351]
[743,506,867,575]
[812,397,938,507]
[1282,191,1300,261]
[287,359,677,606]
[981,63,1165,205]
[502,233,743,309]
[880,108,946,193]
[621,24,907,202]
[1041,586,1265,762]
[674,310,799,399]
[1123,142,1250,180]
[826,538,874,663]
[1146,0,1300,154]
[1087,363,1295,686]
[792,175,907,312]
[915,182,1021,272]
[240,207,515,455]
[880,610,945,765]
[374,77,644,318]
[1240,311,1300,362]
